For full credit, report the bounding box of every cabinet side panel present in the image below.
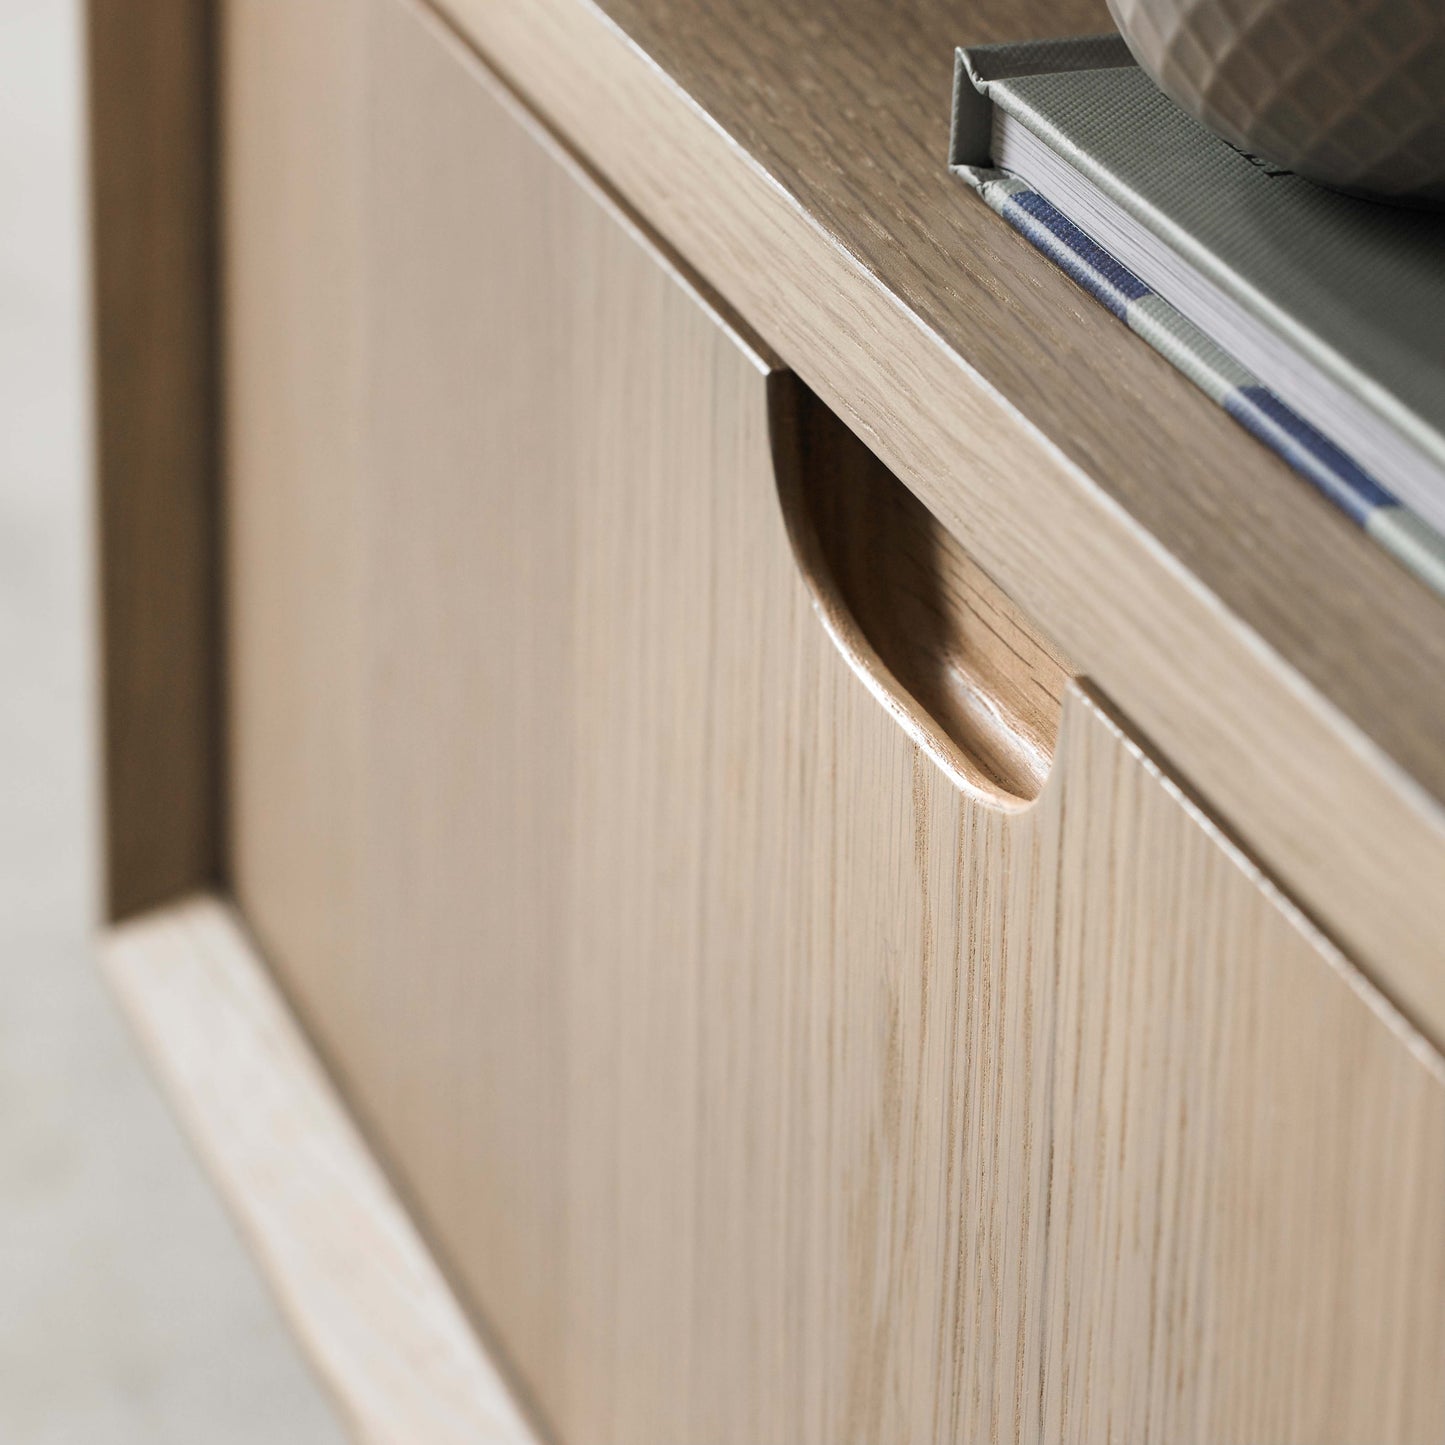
[89,0,219,918]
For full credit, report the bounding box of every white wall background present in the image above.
[0,4,343,1438]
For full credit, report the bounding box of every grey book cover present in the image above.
[950,36,1445,535]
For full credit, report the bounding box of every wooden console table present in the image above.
[90,0,1445,1439]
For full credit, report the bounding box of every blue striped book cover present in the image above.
[950,39,1445,601]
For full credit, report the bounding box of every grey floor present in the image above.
[0,3,345,1439]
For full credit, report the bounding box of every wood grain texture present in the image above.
[225,5,1445,1439]
[101,894,542,1445]
[419,0,1445,1041]
[220,0,369,1041]
[782,383,1070,807]
[88,0,220,919]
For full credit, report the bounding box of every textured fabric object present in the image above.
[969,169,1445,598]
[1106,0,1445,207]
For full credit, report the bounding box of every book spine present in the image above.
[959,168,1445,598]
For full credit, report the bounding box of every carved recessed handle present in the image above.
[770,378,1070,810]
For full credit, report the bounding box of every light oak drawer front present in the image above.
[223,0,1445,1441]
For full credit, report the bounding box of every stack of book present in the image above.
[951,35,1445,598]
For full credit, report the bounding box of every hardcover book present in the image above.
[950,35,1445,596]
